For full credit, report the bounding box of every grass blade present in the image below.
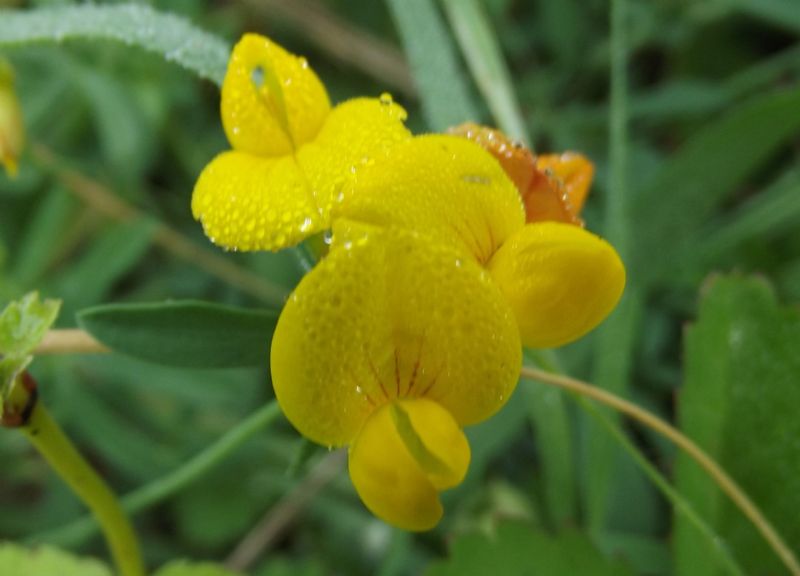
[385,0,479,130]
[441,0,529,143]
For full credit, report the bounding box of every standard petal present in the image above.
[488,222,626,348]
[337,135,525,264]
[348,399,470,531]
[295,97,411,222]
[191,151,324,251]
[221,33,330,156]
[270,220,521,447]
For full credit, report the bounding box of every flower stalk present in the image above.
[6,371,144,576]
[519,365,800,576]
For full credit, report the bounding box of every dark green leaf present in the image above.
[676,275,800,575]
[77,300,279,369]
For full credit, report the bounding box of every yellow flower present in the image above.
[272,135,625,530]
[339,133,626,348]
[0,59,25,178]
[191,34,411,252]
[193,35,625,531]
[272,218,521,530]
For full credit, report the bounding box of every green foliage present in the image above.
[154,560,243,576]
[0,4,229,85]
[77,300,279,369]
[0,543,112,576]
[385,0,478,130]
[426,522,635,576]
[676,276,800,575]
[0,291,59,356]
[1,0,800,574]
[634,88,800,282]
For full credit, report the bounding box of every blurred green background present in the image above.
[1,0,800,574]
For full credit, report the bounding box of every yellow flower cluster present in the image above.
[193,34,625,531]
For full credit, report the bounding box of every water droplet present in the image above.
[379,92,393,105]
[299,57,309,69]
[323,230,334,245]
[299,217,313,232]
[455,258,462,267]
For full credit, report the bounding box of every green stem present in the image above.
[577,397,747,576]
[520,365,800,576]
[30,401,282,548]
[23,401,143,576]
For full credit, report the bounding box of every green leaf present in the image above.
[0,543,111,576]
[0,4,230,86]
[76,66,154,185]
[154,560,243,576]
[676,275,800,575]
[634,88,800,282]
[0,291,60,356]
[441,0,529,142]
[77,300,279,369]
[425,522,635,576]
[687,168,800,274]
[724,0,800,35]
[12,186,77,287]
[385,0,479,130]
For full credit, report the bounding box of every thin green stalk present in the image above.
[520,365,800,576]
[577,397,747,576]
[23,401,143,576]
[587,0,635,537]
[30,401,283,548]
[527,350,745,573]
[608,0,630,255]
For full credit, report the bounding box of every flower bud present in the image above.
[0,60,25,178]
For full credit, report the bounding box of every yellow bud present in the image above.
[0,60,24,178]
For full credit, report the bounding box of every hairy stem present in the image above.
[519,365,800,576]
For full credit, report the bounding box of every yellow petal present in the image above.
[191,151,323,251]
[296,97,411,221]
[488,222,626,348]
[337,135,525,263]
[221,33,330,156]
[348,398,470,531]
[270,219,521,447]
